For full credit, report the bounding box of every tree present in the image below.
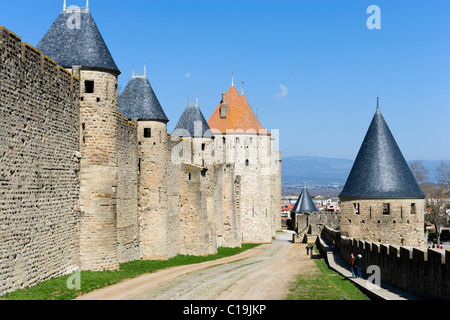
[409,160,429,188]
[425,183,447,247]
[436,161,450,190]
[410,161,449,247]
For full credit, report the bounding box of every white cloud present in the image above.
[185,72,192,79]
[275,84,288,99]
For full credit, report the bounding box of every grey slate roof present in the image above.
[118,75,169,122]
[172,103,214,138]
[291,188,319,213]
[339,108,425,199]
[36,7,120,74]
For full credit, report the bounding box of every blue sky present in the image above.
[1,0,449,161]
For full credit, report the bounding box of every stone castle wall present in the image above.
[0,26,282,295]
[340,198,426,248]
[0,27,80,294]
[322,226,450,300]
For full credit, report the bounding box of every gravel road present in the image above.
[76,231,314,300]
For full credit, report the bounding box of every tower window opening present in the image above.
[85,80,94,93]
[188,173,191,181]
[383,203,390,215]
[144,128,151,138]
[353,203,360,215]
[202,143,206,151]
[245,159,249,167]
[411,203,416,214]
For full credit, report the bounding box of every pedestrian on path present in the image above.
[309,245,314,255]
[306,245,310,255]
[350,253,356,278]
[356,254,363,278]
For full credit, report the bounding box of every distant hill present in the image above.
[281,156,353,187]
[281,156,444,189]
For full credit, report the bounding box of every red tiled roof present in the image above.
[208,86,269,135]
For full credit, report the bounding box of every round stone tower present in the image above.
[37,2,123,270]
[339,100,426,248]
[118,67,171,260]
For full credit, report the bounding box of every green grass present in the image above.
[286,244,370,301]
[3,244,261,301]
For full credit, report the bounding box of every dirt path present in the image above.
[76,231,317,300]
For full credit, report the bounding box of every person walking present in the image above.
[350,253,356,278]
[306,245,310,255]
[356,254,363,278]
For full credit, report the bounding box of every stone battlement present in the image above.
[322,226,450,300]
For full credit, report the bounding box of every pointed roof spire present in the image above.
[291,187,319,214]
[339,107,425,198]
[208,85,269,135]
[173,100,214,138]
[37,5,120,74]
[118,75,169,122]
[377,96,380,112]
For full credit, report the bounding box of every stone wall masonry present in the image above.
[116,115,139,264]
[78,69,121,271]
[340,198,426,248]
[0,27,80,295]
[138,121,171,260]
[322,226,450,300]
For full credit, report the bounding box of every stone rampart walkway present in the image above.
[317,234,422,300]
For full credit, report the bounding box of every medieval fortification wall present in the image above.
[322,226,450,300]
[0,27,80,293]
[0,26,281,295]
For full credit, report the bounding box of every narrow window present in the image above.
[144,128,151,138]
[383,203,390,215]
[85,80,94,93]
[411,203,416,215]
[245,159,249,167]
[202,143,206,151]
[353,203,360,215]
[188,173,191,181]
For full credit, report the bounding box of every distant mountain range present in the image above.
[281,156,444,188]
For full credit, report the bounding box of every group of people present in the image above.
[306,244,314,255]
[350,253,363,278]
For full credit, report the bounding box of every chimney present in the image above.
[220,93,228,119]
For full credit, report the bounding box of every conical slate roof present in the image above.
[173,102,214,138]
[118,74,169,122]
[36,6,120,74]
[291,188,319,213]
[208,86,269,135]
[339,107,425,199]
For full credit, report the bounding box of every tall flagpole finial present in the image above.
[132,65,135,77]
[86,0,90,11]
[377,96,380,111]
[63,0,67,11]
[231,72,234,87]
[187,97,190,106]
[196,97,199,107]
[241,82,244,95]
[144,64,147,77]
